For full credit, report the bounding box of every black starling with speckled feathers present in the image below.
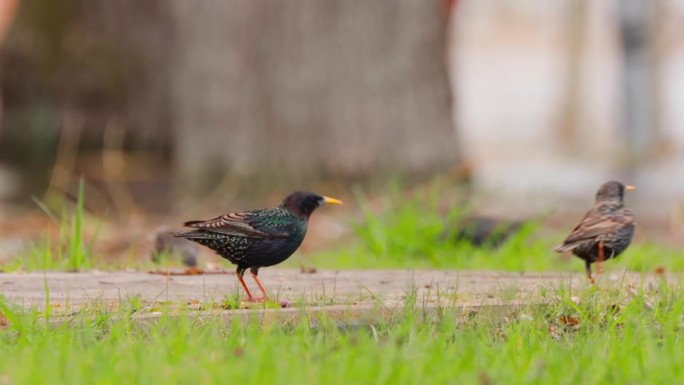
[175,191,342,302]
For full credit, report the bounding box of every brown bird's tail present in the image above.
[554,243,575,253]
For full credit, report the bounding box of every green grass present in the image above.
[8,180,95,271]
[0,281,683,384]
[66,180,90,270]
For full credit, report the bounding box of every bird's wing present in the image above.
[558,209,634,248]
[183,209,289,239]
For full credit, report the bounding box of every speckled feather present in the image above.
[555,181,635,267]
[175,192,328,276]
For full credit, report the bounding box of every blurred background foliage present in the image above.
[0,0,682,267]
[0,0,459,216]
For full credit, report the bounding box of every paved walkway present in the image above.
[0,269,668,313]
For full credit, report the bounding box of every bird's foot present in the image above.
[586,271,596,285]
[243,296,267,303]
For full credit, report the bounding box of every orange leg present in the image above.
[251,270,268,302]
[237,274,257,302]
[585,260,595,285]
[596,240,605,275]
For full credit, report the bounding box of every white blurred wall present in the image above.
[450,0,684,219]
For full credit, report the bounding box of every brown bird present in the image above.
[175,191,342,302]
[555,181,635,283]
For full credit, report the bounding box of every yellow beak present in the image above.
[625,185,636,191]
[322,196,343,205]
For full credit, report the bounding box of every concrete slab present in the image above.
[0,269,669,313]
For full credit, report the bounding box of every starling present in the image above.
[175,191,342,302]
[554,181,635,283]
[447,216,524,248]
[152,226,199,267]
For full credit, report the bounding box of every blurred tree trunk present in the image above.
[619,0,661,165]
[169,1,460,193]
[1,0,175,202]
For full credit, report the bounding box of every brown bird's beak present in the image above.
[322,196,343,205]
[625,185,636,191]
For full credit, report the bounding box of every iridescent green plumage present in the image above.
[176,191,342,302]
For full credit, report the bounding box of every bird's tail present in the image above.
[173,230,217,240]
[554,243,575,253]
